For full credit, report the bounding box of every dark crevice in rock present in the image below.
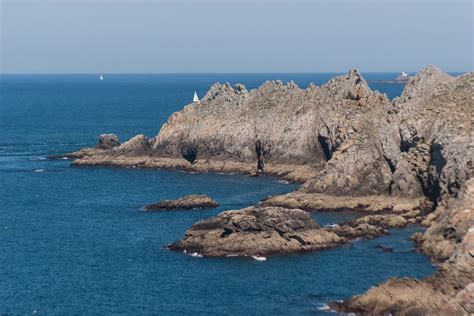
[400,140,413,153]
[400,135,424,153]
[427,143,447,208]
[255,140,265,173]
[383,155,396,173]
[220,228,233,238]
[318,135,333,161]
[180,144,197,164]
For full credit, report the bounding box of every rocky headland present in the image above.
[62,65,473,314]
[144,195,218,211]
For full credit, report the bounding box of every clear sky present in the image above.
[0,0,472,73]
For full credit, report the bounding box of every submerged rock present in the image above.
[169,207,345,257]
[144,195,219,211]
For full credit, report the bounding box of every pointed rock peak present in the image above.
[417,64,450,79]
[259,80,285,91]
[204,82,235,101]
[287,80,299,89]
[234,83,247,94]
[308,82,317,88]
[207,82,222,94]
[322,69,367,87]
[396,65,454,103]
[323,69,372,103]
[345,69,368,85]
[347,69,361,78]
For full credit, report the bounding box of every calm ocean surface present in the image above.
[0,74,435,315]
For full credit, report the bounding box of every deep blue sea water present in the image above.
[0,74,436,315]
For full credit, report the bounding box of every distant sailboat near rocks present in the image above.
[193,91,200,103]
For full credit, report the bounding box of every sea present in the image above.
[0,73,436,315]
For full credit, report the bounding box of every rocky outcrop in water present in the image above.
[168,206,346,257]
[144,195,218,211]
[168,206,426,257]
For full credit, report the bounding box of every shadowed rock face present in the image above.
[390,67,472,207]
[169,207,346,257]
[144,195,218,211]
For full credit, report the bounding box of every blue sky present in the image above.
[1,0,472,73]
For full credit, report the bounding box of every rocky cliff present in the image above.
[63,65,473,314]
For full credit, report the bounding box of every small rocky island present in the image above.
[144,195,218,211]
[61,65,473,315]
[169,207,345,256]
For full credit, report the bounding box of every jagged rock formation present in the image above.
[66,66,471,205]
[152,70,397,196]
[144,195,218,211]
[68,69,401,196]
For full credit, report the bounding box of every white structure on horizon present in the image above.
[193,91,200,103]
[396,72,409,82]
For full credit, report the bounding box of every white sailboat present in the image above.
[193,91,200,103]
[99,74,104,81]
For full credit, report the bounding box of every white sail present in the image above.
[99,74,104,80]
[193,91,199,103]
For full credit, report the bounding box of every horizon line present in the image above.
[0,70,469,75]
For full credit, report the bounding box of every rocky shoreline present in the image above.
[60,65,473,314]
